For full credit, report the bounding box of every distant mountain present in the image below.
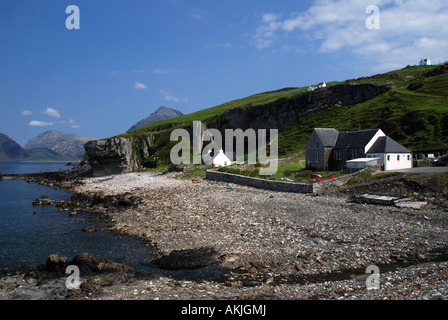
[128,106,184,132]
[0,133,29,161]
[25,130,95,159]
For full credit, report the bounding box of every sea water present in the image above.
[0,162,227,280]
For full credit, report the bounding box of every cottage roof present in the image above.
[367,136,412,154]
[334,129,380,149]
[314,128,339,147]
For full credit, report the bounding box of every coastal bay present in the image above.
[1,169,446,300]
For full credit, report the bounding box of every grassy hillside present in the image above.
[122,63,447,163]
[278,64,448,156]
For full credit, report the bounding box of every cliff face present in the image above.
[215,83,394,133]
[81,135,154,177]
[81,83,394,176]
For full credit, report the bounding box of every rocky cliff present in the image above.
[215,83,394,133]
[81,135,154,177]
[81,83,394,176]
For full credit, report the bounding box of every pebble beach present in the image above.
[1,171,447,300]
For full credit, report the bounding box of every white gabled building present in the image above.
[204,149,234,167]
[419,58,432,66]
[317,82,327,88]
[366,136,413,171]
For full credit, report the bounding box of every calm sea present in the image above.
[0,162,226,280]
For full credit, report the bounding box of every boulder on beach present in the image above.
[69,252,136,276]
[150,247,219,270]
[32,195,54,206]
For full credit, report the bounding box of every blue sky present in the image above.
[1,0,447,146]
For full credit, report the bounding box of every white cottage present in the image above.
[419,58,432,66]
[317,82,327,88]
[366,136,413,171]
[206,149,234,167]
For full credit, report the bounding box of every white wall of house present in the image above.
[212,150,233,167]
[383,153,413,171]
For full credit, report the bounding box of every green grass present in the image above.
[276,69,448,156]
[128,86,311,134]
[215,156,347,183]
[113,63,447,172]
[344,171,404,186]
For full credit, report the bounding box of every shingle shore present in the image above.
[72,172,448,300]
[1,171,447,300]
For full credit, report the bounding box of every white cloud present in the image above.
[134,81,148,90]
[71,124,81,129]
[29,120,53,127]
[42,107,60,118]
[215,42,232,48]
[21,110,33,116]
[253,0,448,71]
[190,9,207,21]
[160,90,188,103]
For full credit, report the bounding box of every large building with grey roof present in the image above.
[306,128,413,171]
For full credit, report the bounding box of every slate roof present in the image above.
[367,136,412,154]
[334,129,380,149]
[311,128,411,154]
[314,128,339,147]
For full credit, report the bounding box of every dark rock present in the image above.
[150,247,219,270]
[118,197,133,207]
[46,254,68,274]
[32,195,54,206]
[69,252,136,276]
[93,190,105,205]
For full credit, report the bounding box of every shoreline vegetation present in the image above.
[1,165,447,300]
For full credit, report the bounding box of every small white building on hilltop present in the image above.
[420,58,432,66]
[317,82,327,88]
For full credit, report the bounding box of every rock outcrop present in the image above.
[215,83,395,133]
[81,135,154,177]
[80,83,393,176]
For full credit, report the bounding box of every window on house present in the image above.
[315,155,320,164]
[387,155,390,161]
[397,155,400,161]
[315,141,320,149]
[407,155,411,161]
[336,150,342,160]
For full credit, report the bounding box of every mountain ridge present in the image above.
[25,130,95,159]
[128,106,184,132]
[0,130,95,161]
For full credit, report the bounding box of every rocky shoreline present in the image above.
[1,169,447,300]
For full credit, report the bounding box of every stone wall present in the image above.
[206,170,314,194]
